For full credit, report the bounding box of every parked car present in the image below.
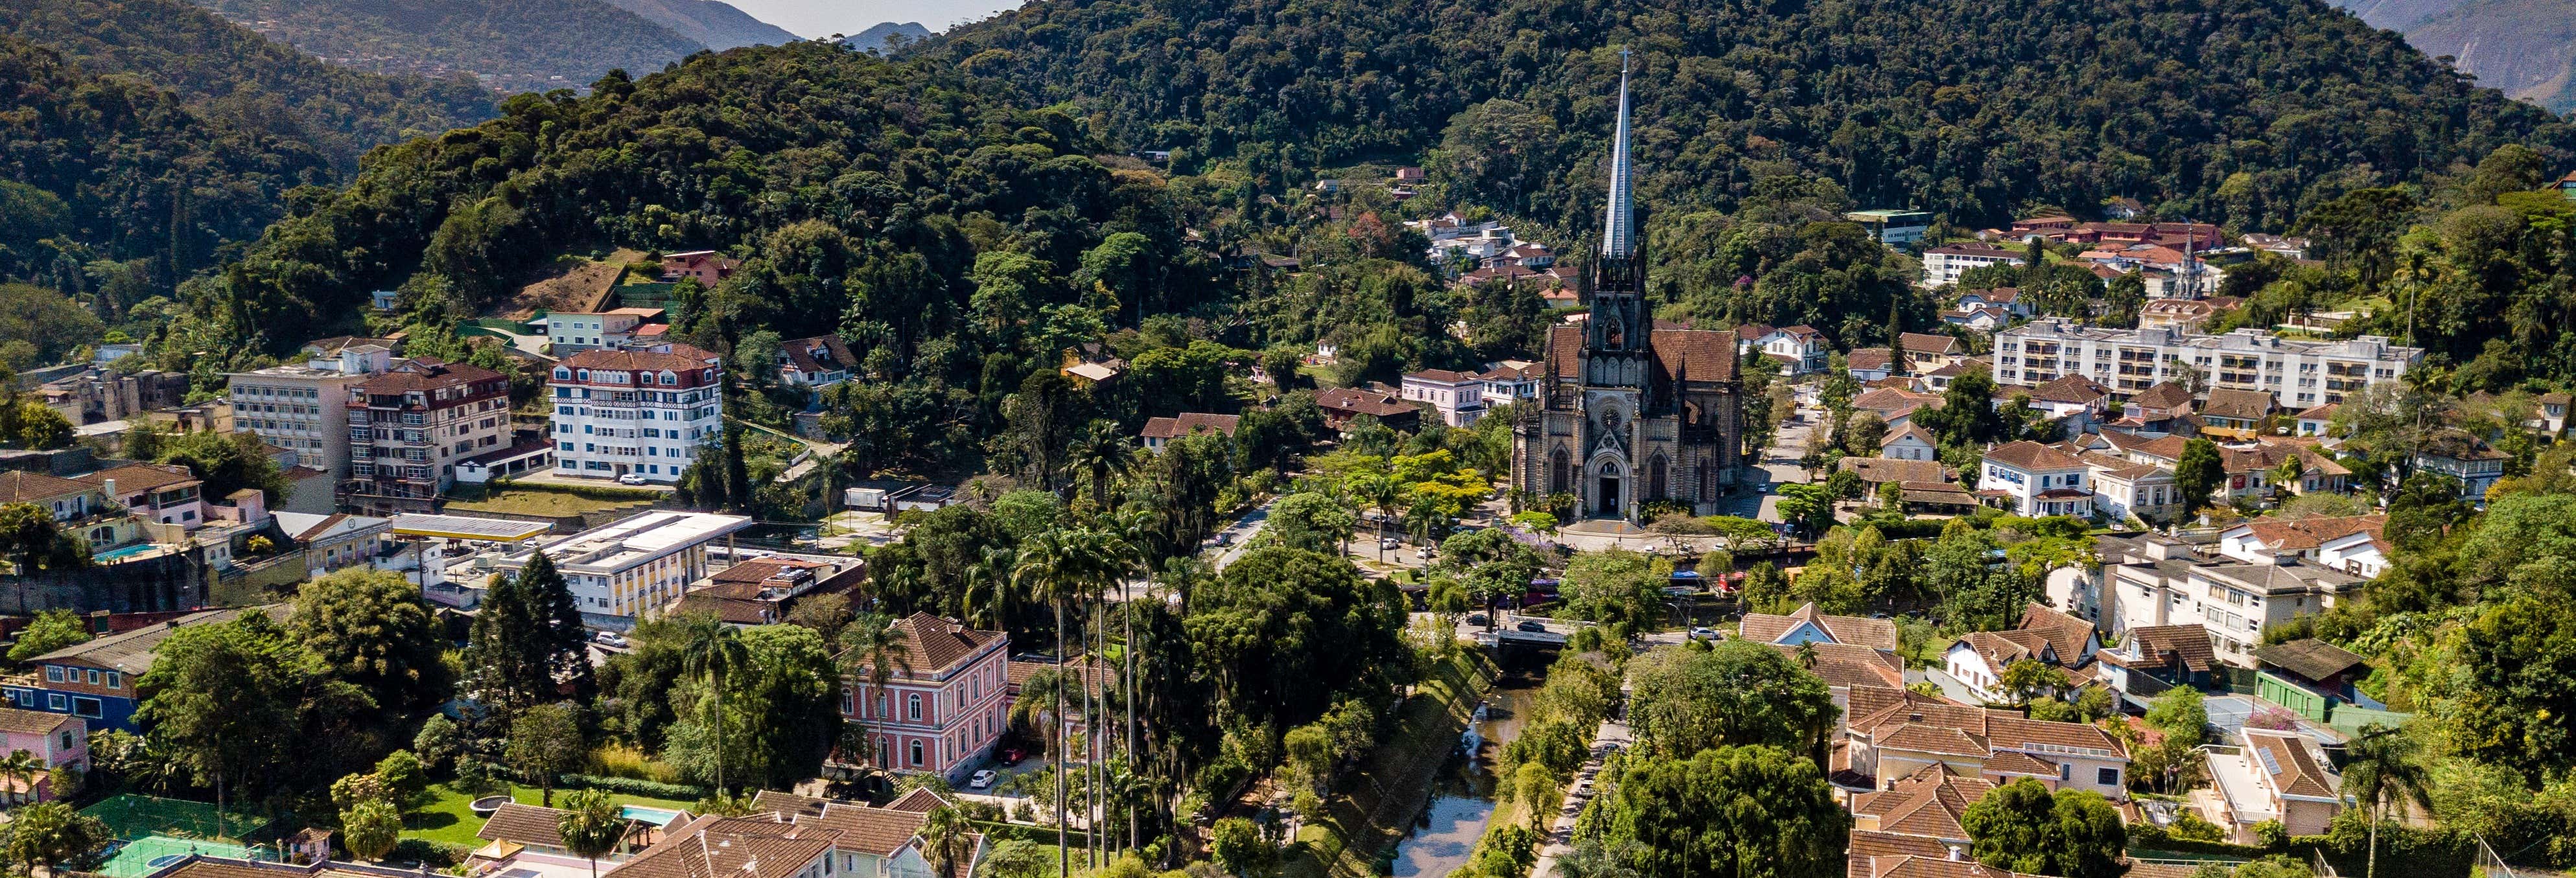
[998,748,1024,766]
[1380,538,1401,549]
[1516,620,1549,633]
[616,473,650,485]
[1467,614,1490,626]
[1689,627,1718,641]
[1214,532,1235,546]
[970,770,998,789]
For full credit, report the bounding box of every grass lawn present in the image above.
[443,487,652,518]
[405,783,699,849]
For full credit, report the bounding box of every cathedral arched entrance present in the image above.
[1589,456,1629,518]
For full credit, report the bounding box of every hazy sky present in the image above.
[723,0,1020,39]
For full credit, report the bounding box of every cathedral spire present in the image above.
[1600,49,1636,260]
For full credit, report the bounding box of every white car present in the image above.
[617,473,650,485]
[970,770,998,789]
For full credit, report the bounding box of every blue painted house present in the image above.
[1,606,267,732]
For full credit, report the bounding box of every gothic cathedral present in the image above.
[1512,52,1744,520]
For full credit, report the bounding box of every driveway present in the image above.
[1714,395,1821,522]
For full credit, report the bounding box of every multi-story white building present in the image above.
[1977,441,2092,517]
[1994,318,2420,407]
[2089,534,2361,667]
[544,308,666,353]
[1919,244,2026,287]
[548,344,725,483]
[491,510,753,625]
[343,359,514,514]
[227,343,393,478]
[1400,369,1489,426]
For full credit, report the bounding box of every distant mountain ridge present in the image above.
[2328,0,2576,111]
[598,0,797,50]
[842,21,931,52]
[186,0,710,93]
[0,0,495,173]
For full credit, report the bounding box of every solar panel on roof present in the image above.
[2254,747,2281,775]
[388,514,552,540]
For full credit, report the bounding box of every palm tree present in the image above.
[837,612,913,778]
[963,546,1018,630]
[1014,527,1133,878]
[0,749,39,807]
[556,789,627,878]
[1357,474,1402,557]
[1068,422,1136,510]
[1014,531,1080,878]
[2343,724,2435,878]
[676,616,750,793]
[919,805,976,878]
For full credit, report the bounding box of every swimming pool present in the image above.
[620,805,684,826]
[91,543,158,562]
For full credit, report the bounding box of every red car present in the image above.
[999,748,1025,766]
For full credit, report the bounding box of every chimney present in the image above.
[104,478,117,499]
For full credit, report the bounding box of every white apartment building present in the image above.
[2090,534,2360,667]
[1919,243,2025,287]
[544,308,666,352]
[491,511,753,626]
[1994,318,2421,407]
[228,343,392,478]
[1400,369,1488,427]
[548,344,724,483]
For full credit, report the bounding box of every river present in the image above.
[1387,667,1539,878]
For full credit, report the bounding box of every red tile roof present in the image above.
[1141,413,1241,440]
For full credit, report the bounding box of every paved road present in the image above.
[1715,387,1823,522]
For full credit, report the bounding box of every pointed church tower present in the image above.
[1584,50,1650,378]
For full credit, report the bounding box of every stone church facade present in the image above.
[1512,53,1744,520]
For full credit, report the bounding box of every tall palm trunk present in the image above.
[1087,596,1103,868]
[1053,599,1069,878]
[2367,800,2380,878]
[1124,594,1138,853]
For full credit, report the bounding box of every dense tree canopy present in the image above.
[926,0,2573,238]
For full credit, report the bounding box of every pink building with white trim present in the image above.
[842,614,1011,783]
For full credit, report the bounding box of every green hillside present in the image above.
[0,0,495,172]
[187,0,710,93]
[922,0,2575,236]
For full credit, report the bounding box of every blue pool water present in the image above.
[621,805,683,826]
[92,544,157,562]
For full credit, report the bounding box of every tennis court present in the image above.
[95,836,268,877]
[81,794,268,842]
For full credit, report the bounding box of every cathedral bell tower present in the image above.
[1581,50,1650,389]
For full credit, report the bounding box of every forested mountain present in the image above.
[2396,0,2576,113]
[0,35,333,318]
[0,0,495,173]
[842,21,932,52]
[597,0,797,51]
[923,0,2575,238]
[188,0,708,93]
[177,41,1221,473]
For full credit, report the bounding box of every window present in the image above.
[907,693,922,721]
[840,688,855,715]
[43,667,60,683]
[46,693,64,710]
[907,739,924,766]
[58,731,72,750]
[2096,767,2120,787]
[84,669,99,685]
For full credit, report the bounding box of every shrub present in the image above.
[389,839,469,867]
[557,773,707,800]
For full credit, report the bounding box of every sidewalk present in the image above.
[1530,716,1634,878]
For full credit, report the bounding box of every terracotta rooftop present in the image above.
[1982,441,2087,472]
[1141,413,1242,440]
[1740,602,1900,651]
